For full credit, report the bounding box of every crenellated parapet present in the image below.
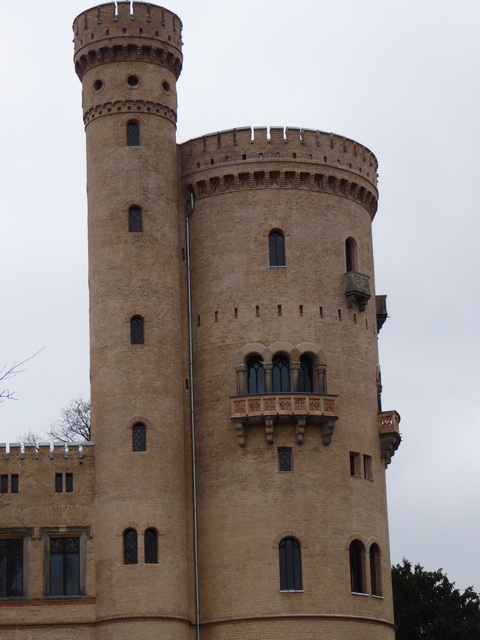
[73,2,183,80]
[0,441,95,461]
[180,127,378,218]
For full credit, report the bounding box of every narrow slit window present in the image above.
[278,448,292,472]
[370,544,381,596]
[132,423,146,451]
[269,230,285,266]
[144,528,158,564]
[55,473,63,493]
[124,529,138,564]
[11,474,19,493]
[127,120,140,146]
[130,316,144,344]
[129,206,143,232]
[65,473,73,493]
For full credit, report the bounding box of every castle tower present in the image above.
[180,128,400,639]
[73,3,190,639]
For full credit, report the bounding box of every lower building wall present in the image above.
[0,628,95,640]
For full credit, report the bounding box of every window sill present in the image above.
[372,594,384,600]
[351,591,369,597]
[280,589,304,593]
[43,594,86,600]
[269,265,286,268]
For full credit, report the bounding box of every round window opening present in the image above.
[127,75,140,87]
[94,79,103,91]
[162,80,171,93]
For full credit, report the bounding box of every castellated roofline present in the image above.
[180,126,378,218]
[1,441,94,460]
[73,2,182,79]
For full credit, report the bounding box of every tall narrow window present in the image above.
[370,544,381,596]
[132,423,146,451]
[126,120,140,146]
[279,537,302,591]
[278,448,292,472]
[124,529,138,565]
[269,230,285,266]
[11,475,19,493]
[130,316,144,345]
[55,473,63,493]
[144,528,158,564]
[0,538,23,597]
[345,237,358,272]
[298,355,313,392]
[0,476,7,494]
[349,540,364,593]
[272,355,290,392]
[65,473,73,493]
[50,537,80,596]
[129,206,143,232]
[247,356,265,394]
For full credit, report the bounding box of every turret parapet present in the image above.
[73,2,182,80]
[181,127,378,218]
[0,441,95,460]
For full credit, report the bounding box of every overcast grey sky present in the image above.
[1,0,479,592]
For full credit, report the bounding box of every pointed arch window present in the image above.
[345,237,358,272]
[269,230,285,267]
[349,540,365,593]
[279,537,302,591]
[124,529,138,564]
[369,544,381,596]
[129,206,143,232]
[298,354,313,392]
[127,120,140,146]
[247,356,265,394]
[144,529,158,564]
[132,423,146,451]
[272,355,290,392]
[130,316,144,345]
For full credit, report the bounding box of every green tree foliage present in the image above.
[392,559,480,640]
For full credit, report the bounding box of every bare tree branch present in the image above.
[47,398,91,443]
[0,348,45,402]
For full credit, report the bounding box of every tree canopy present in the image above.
[392,559,480,640]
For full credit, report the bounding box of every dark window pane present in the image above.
[298,355,313,393]
[278,448,292,472]
[65,474,73,493]
[370,545,380,596]
[247,356,265,394]
[124,529,138,564]
[132,424,146,451]
[129,206,143,232]
[350,541,364,593]
[50,537,80,596]
[269,231,285,266]
[279,537,302,590]
[272,356,290,392]
[50,553,63,596]
[0,539,23,597]
[65,553,80,595]
[144,529,157,564]
[0,475,7,494]
[130,316,144,345]
[55,473,63,493]
[127,121,140,146]
[10,475,19,493]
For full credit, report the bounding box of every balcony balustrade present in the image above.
[345,271,371,311]
[230,393,338,446]
[378,410,401,466]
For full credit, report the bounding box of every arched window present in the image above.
[124,529,138,564]
[130,316,144,344]
[298,354,313,392]
[349,540,364,593]
[247,356,265,394]
[269,230,285,267]
[272,355,290,392]
[279,537,302,591]
[132,423,146,451]
[345,237,358,272]
[129,206,143,232]
[369,544,381,596]
[144,528,158,564]
[127,120,140,146]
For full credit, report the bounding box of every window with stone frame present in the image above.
[279,537,302,591]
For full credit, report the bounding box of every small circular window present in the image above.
[162,80,171,93]
[127,75,139,87]
[93,79,103,91]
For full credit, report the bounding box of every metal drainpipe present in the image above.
[186,191,201,640]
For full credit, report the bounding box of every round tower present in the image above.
[73,3,189,639]
[180,126,398,639]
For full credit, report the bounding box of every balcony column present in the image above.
[236,365,247,395]
[315,364,327,393]
[290,362,300,392]
[264,363,273,393]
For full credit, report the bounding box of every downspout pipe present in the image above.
[186,191,201,640]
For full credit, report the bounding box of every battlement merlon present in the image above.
[0,442,95,461]
[179,126,379,189]
[73,2,183,80]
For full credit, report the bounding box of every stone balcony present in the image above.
[345,271,371,311]
[378,410,401,466]
[230,393,338,446]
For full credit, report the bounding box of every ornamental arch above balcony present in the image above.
[232,341,336,446]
